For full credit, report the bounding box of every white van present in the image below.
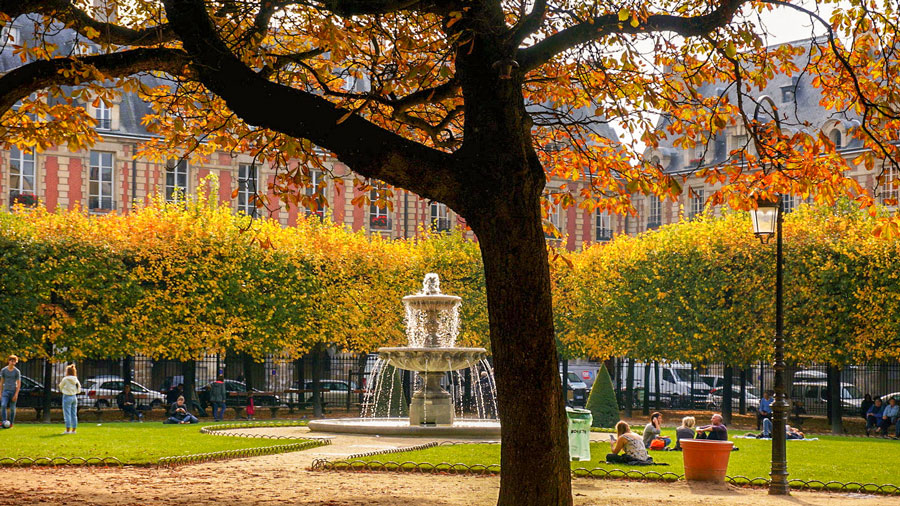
[617,362,710,408]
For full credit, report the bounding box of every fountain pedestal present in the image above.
[410,372,454,425]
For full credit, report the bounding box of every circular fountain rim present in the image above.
[377,346,487,353]
[307,417,501,437]
[402,293,461,304]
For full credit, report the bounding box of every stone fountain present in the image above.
[308,274,500,436]
[378,273,486,425]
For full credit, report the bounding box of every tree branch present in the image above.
[508,0,548,47]
[163,0,460,207]
[3,0,176,46]
[518,0,748,72]
[0,48,190,115]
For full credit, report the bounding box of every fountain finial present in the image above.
[422,273,441,295]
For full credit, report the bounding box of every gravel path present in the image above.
[0,426,894,505]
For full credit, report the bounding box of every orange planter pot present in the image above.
[680,439,734,482]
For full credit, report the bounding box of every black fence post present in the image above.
[642,363,650,416]
[739,368,747,415]
[625,359,634,418]
[561,359,569,407]
[41,356,53,423]
[654,361,661,411]
[723,365,733,425]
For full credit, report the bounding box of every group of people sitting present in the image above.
[864,396,900,438]
[606,413,728,465]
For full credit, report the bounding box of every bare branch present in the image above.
[3,0,175,46]
[162,0,460,207]
[0,48,190,115]
[518,0,748,72]
[509,0,548,47]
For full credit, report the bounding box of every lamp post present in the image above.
[749,195,789,495]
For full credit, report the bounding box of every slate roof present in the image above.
[652,36,864,174]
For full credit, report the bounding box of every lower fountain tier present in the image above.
[377,347,487,372]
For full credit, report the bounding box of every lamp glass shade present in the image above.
[750,200,779,238]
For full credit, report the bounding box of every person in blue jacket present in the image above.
[866,398,884,436]
[879,397,899,437]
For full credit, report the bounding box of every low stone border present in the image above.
[200,421,313,440]
[312,457,900,495]
[345,440,500,460]
[0,456,123,467]
[158,439,331,468]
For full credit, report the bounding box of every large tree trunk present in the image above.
[469,193,572,506]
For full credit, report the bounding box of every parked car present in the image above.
[15,375,63,412]
[197,379,280,410]
[77,376,166,409]
[561,372,587,407]
[790,381,864,414]
[293,380,360,407]
[705,386,760,410]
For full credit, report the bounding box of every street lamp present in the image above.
[749,194,790,496]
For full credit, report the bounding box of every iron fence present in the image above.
[15,353,900,422]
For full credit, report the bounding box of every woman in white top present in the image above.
[607,421,651,464]
[58,364,82,434]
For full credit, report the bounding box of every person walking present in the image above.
[58,364,82,434]
[209,375,227,422]
[0,355,21,428]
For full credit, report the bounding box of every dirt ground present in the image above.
[0,427,893,506]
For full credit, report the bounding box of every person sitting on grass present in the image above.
[607,421,654,464]
[673,416,695,451]
[866,398,884,436]
[880,397,899,437]
[643,412,670,450]
[164,395,198,424]
[696,413,728,441]
[117,384,143,422]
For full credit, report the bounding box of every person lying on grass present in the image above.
[607,421,656,465]
[164,395,198,424]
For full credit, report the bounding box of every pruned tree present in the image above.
[2,1,899,503]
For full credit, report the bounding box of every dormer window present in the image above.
[95,101,111,130]
[829,129,842,150]
[1,25,21,46]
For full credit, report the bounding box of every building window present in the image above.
[830,129,842,150]
[430,202,451,232]
[881,166,899,205]
[95,101,111,130]
[165,159,188,201]
[238,163,259,217]
[1,25,20,46]
[780,86,795,103]
[689,186,704,219]
[782,195,798,214]
[648,197,662,229]
[89,151,114,210]
[595,210,612,241]
[304,169,325,219]
[8,147,35,207]
[369,182,392,230]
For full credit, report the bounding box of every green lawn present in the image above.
[0,423,312,464]
[357,430,900,486]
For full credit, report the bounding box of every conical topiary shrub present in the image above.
[586,364,619,428]
[372,364,409,417]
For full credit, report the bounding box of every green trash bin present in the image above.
[566,407,592,461]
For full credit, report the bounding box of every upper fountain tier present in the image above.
[402,273,463,348]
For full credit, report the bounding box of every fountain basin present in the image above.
[378,347,487,372]
[308,417,501,437]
